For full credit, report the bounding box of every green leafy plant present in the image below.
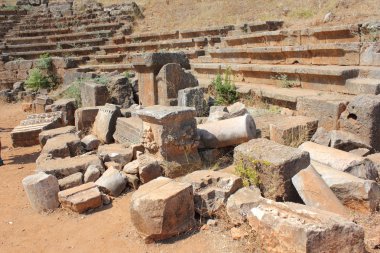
[61,78,84,107]
[235,159,271,187]
[212,67,238,105]
[93,75,109,85]
[36,53,53,69]
[1,5,18,11]
[124,71,132,79]
[25,68,54,91]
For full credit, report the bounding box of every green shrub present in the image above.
[93,75,109,85]
[25,68,54,91]
[36,53,53,69]
[1,5,18,11]
[61,78,84,106]
[212,67,238,105]
[235,159,271,187]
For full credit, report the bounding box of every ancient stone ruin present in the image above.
[1,0,380,252]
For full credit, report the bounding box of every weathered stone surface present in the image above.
[11,112,64,147]
[269,115,318,147]
[113,117,143,145]
[234,138,310,201]
[340,95,380,151]
[84,165,101,183]
[313,161,380,213]
[106,74,135,108]
[95,168,127,197]
[125,173,140,190]
[75,107,99,131]
[58,182,102,213]
[198,114,256,149]
[22,172,60,212]
[226,187,263,225]
[93,104,121,143]
[123,160,139,175]
[41,133,82,158]
[248,199,365,253]
[310,127,331,146]
[178,87,208,117]
[292,165,349,217]
[199,147,233,167]
[156,63,199,106]
[299,141,378,180]
[207,102,248,122]
[349,148,371,157]
[81,135,100,151]
[50,98,77,126]
[367,153,380,175]
[39,126,76,147]
[36,155,103,179]
[97,144,133,166]
[138,154,162,184]
[137,106,201,178]
[227,102,249,118]
[181,170,243,217]
[81,82,108,107]
[330,130,372,151]
[58,172,83,191]
[105,161,123,171]
[130,177,194,241]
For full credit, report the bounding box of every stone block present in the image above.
[292,165,349,217]
[299,141,378,180]
[50,98,77,126]
[97,144,133,166]
[269,115,318,147]
[81,135,100,151]
[36,155,103,179]
[41,133,82,158]
[330,130,372,151]
[313,161,380,213]
[39,126,76,147]
[58,182,102,213]
[22,172,60,212]
[248,199,365,253]
[226,187,263,225]
[74,107,99,131]
[310,127,331,146]
[156,63,198,106]
[84,165,101,183]
[234,138,310,201]
[113,117,143,145]
[178,87,208,117]
[181,170,243,217]
[340,95,380,151]
[93,104,121,144]
[95,168,127,197]
[81,82,108,107]
[130,177,194,241]
[58,172,83,190]
[136,106,201,178]
[138,154,162,184]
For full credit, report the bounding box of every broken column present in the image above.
[22,172,60,212]
[92,104,121,144]
[339,94,380,151]
[131,52,191,106]
[81,82,108,107]
[234,138,310,201]
[198,114,256,149]
[299,141,378,180]
[130,177,194,242]
[136,105,202,178]
[292,165,349,217]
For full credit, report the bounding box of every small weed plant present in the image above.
[212,67,238,105]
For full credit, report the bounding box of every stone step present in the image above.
[201,43,361,66]
[12,28,72,38]
[7,47,99,60]
[345,78,380,95]
[125,31,179,43]
[18,17,117,30]
[89,53,126,63]
[48,30,113,42]
[0,38,107,53]
[77,63,133,72]
[20,13,97,24]
[4,36,47,45]
[84,22,123,32]
[0,10,27,16]
[180,25,235,38]
[223,24,360,47]
[229,21,284,36]
[192,63,360,93]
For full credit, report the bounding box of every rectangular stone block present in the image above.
[93,104,121,144]
[113,117,143,144]
[269,115,318,147]
[74,106,99,131]
[81,82,108,107]
[234,138,310,201]
[58,182,102,213]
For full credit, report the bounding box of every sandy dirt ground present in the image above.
[0,102,379,253]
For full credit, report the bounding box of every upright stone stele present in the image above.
[136,105,202,178]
